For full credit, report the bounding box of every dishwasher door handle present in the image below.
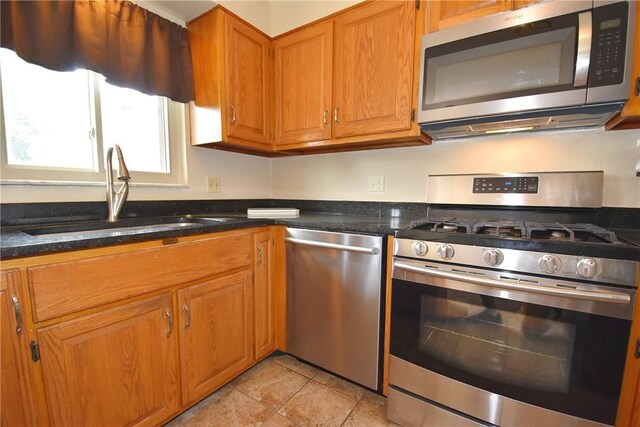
[285,237,380,255]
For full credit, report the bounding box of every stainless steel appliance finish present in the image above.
[388,172,639,427]
[417,1,636,139]
[285,228,383,390]
[426,171,604,207]
[393,257,635,319]
[389,357,608,427]
[394,239,638,290]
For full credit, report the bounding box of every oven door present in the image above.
[389,258,634,426]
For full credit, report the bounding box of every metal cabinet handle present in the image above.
[165,311,174,337]
[257,246,263,265]
[231,106,237,124]
[334,107,340,124]
[11,296,22,335]
[285,237,380,255]
[184,304,191,329]
[323,109,328,126]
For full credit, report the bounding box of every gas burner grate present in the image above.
[471,220,527,238]
[407,218,621,244]
[525,222,620,243]
[409,217,473,233]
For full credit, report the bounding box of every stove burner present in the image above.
[550,231,569,240]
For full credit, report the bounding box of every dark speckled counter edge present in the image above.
[1,200,637,260]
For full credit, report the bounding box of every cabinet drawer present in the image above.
[28,233,251,322]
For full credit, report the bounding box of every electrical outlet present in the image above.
[367,175,385,192]
[206,176,221,193]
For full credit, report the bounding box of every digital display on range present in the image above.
[473,176,539,194]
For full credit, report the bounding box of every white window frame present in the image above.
[0,55,188,188]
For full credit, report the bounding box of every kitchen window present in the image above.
[0,48,187,186]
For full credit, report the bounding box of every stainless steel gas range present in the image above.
[387,172,639,427]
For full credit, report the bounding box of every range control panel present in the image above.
[473,176,539,194]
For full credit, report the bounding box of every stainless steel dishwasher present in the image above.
[285,228,383,390]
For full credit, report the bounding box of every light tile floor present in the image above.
[165,354,400,427]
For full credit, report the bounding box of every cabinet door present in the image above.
[178,270,253,406]
[38,294,179,427]
[225,14,272,146]
[274,21,333,146]
[1,270,47,427]
[254,231,275,360]
[425,0,511,33]
[333,1,415,138]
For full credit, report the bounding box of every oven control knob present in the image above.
[483,249,504,266]
[577,258,599,279]
[436,244,455,260]
[411,241,428,257]
[538,254,561,274]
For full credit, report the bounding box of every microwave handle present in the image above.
[574,11,592,87]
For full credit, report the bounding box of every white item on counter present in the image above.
[247,208,299,218]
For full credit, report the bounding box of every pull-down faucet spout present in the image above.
[106,145,131,222]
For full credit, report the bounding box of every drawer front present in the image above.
[28,233,251,322]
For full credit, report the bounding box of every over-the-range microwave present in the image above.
[418,0,636,139]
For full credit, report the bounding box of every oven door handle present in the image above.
[394,261,631,304]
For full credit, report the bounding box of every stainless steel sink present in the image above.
[23,216,239,239]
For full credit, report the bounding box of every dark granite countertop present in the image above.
[0,212,413,260]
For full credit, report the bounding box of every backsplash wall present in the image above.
[272,128,640,208]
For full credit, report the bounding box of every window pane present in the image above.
[0,49,96,170]
[99,79,168,174]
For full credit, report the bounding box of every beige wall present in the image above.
[2,1,639,209]
[270,1,363,36]
[272,129,640,208]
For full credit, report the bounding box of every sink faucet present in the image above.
[106,145,131,222]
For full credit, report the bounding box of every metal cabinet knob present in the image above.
[483,249,504,266]
[538,254,561,274]
[436,244,454,260]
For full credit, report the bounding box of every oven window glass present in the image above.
[390,279,631,425]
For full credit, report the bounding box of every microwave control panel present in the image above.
[472,177,539,194]
[589,1,628,87]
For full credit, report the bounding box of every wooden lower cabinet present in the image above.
[1,228,280,426]
[1,270,47,427]
[254,230,276,360]
[38,293,180,427]
[177,270,254,406]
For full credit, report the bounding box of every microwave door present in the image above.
[419,10,589,124]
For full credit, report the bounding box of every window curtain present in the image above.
[0,0,195,103]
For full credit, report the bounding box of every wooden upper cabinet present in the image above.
[225,15,272,145]
[424,0,512,33]
[333,1,415,138]
[38,294,179,427]
[177,270,253,406]
[189,7,273,154]
[274,21,333,146]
